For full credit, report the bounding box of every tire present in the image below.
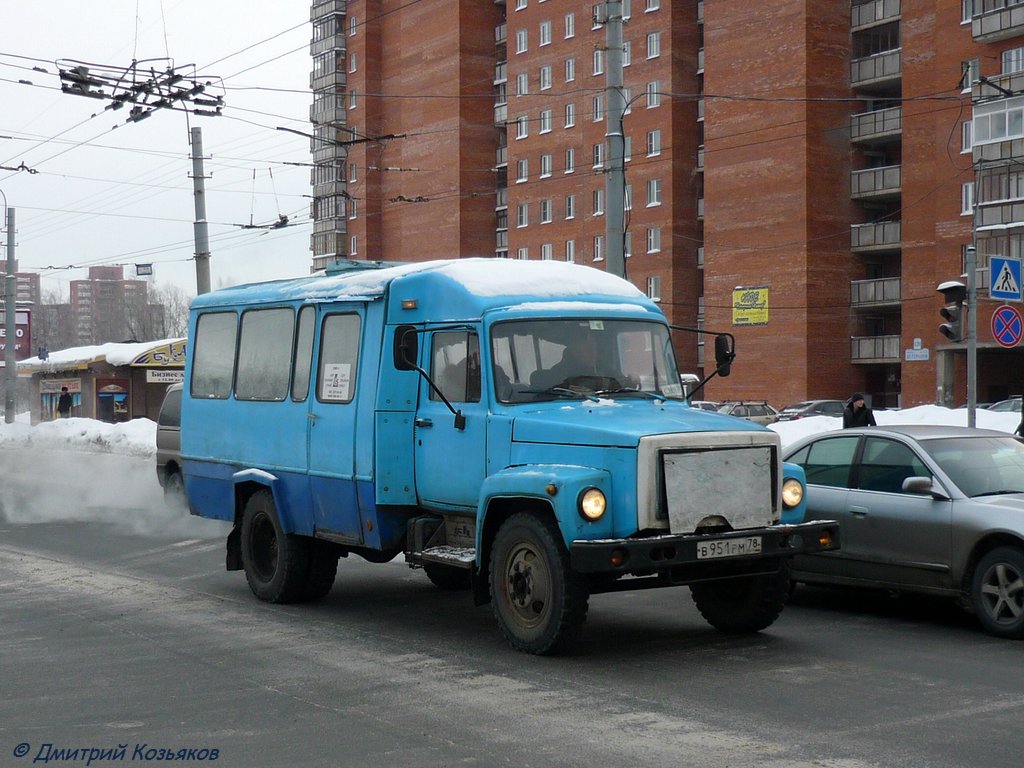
[302,540,340,602]
[240,490,310,603]
[423,563,472,591]
[163,470,187,512]
[970,546,1024,639]
[690,565,788,633]
[489,513,589,655]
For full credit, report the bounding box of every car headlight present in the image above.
[579,488,607,521]
[782,478,804,508]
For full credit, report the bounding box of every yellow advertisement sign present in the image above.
[732,287,769,326]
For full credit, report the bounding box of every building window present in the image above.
[646,81,661,108]
[540,152,553,176]
[516,114,529,139]
[349,51,358,72]
[593,94,604,122]
[624,184,632,211]
[623,0,632,19]
[1003,46,1024,75]
[541,198,553,223]
[962,0,972,23]
[962,181,975,215]
[565,148,575,173]
[624,135,632,160]
[565,12,575,38]
[350,235,358,254]
[516,72,528,96]
[348,89,358,109]
[517,203,529,227]
[516,29,528,54]
[623,40,632,67]
[593,142,605,168]
[349,15,357,35]
[565,57,576,82]
[624,231,632,258]
[962,58,979,92]
[541,243,553,260]
[622,87,632,114]
[540,20,552,46]
[962,120,973,153]
[646,32,660,59]
[516,158,528,182]
[565,102,576,127]
[565,240,576,261]
[593,188,605,215]
[539,109,552,133]
[565,194,576,219]
[517,247,529,260]
[593,49,605,75]
[647,178,662,206]
[647,275,662,301]
[349,199,357,219]
[349,162,358,183]
[646,0,660,11]
[646,227,661,253]
[516,0,527,9]
[647,129,661,156]
[540,65,552,90]
[593,235,605,262]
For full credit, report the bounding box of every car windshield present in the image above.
[920,436,1024,497]
[490,318,683,404]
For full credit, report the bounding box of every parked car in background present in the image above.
[988,397,1022,413]
[775,399,846,421]
[688,400,720,412]
[716,401,779,426]
[156,383,185,509]
[784,424,1024,639]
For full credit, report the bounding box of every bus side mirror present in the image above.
[394,325,418,371]
[714,334,735,377]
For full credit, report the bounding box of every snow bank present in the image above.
[0,415,156,457]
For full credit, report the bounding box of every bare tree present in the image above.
[148,282,192,338]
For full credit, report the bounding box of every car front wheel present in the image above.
[971,547,1024,639]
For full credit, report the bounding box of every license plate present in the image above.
[696,536,762,560]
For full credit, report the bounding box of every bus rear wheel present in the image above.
[240,490,310,603]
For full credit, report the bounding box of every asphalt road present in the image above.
[1,451,1022,768]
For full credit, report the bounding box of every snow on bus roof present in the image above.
[257,258,646,302]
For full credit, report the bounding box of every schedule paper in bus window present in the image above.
[321,363,352,401]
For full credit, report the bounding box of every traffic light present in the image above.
[937,280,967,342]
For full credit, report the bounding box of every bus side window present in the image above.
[431,331,480,403]
[291,305,315,401]
[191,311,238,399]
[317,314,361,403]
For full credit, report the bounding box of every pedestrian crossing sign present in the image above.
[990,257,1022,302]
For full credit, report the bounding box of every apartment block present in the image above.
[308,0,1024,408]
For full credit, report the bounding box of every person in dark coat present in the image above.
[843,392,876,428]
[57,386,73,418]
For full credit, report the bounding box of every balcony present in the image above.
[494,102,508,125]
[976,199,1024,228]
[697,197,704,219]
[495,61,507,84]
[850,106,902,143]
[495,145,508,167]
[851,334,900,363]
[697,48,704,74]
[851,277,901,308]
[312,217,347,236]
[851,164,901,199]
[311,36,344,57]
[311,70,346,92]
[313,179,347,198]
[310,0,345,22]
[310,104,347,126]
[851,49,902,89]
[973,1,1024,43]
[496,23,507,45]
[851,0,901,31]
[697,98,704,121]
[697,246,704,269]
[851,220,901,251]
[697,1,704,22]
[496,187,508,210]
[697,145,704,170]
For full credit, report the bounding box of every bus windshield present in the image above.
[490,318,683,403]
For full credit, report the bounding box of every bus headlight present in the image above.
[782,478,804,508]
[579,488,607,521]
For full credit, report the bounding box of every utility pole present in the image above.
[190,126,212,295]
[604,0,626,279]
[966,244,978,428]
[4,207,17,423]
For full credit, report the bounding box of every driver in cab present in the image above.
[529,331,626,392]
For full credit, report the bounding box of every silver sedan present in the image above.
[783,425,1024,639]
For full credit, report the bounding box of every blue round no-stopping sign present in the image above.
[992,304,1024,348]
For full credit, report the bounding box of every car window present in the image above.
[797,436,859,488]
[857,438,930,494]
[748,405,766,417]
[823,402,845,416]
[157,387,182,428]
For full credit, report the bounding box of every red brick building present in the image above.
[309,0,1024,409]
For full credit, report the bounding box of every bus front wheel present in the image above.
[240,490,310,603]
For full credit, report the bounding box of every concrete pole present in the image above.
[966,244,977,428]
[4,207,16,423]
[190,126,212,295]
[604,0,626,279]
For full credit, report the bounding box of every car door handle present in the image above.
[415,418,433,428]
[850,505,868,517]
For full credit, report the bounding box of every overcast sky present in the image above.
[0,1,316,299]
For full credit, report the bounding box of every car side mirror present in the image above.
[714,334,734,377]
[394,325,418,371]
[902,476,949,500]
